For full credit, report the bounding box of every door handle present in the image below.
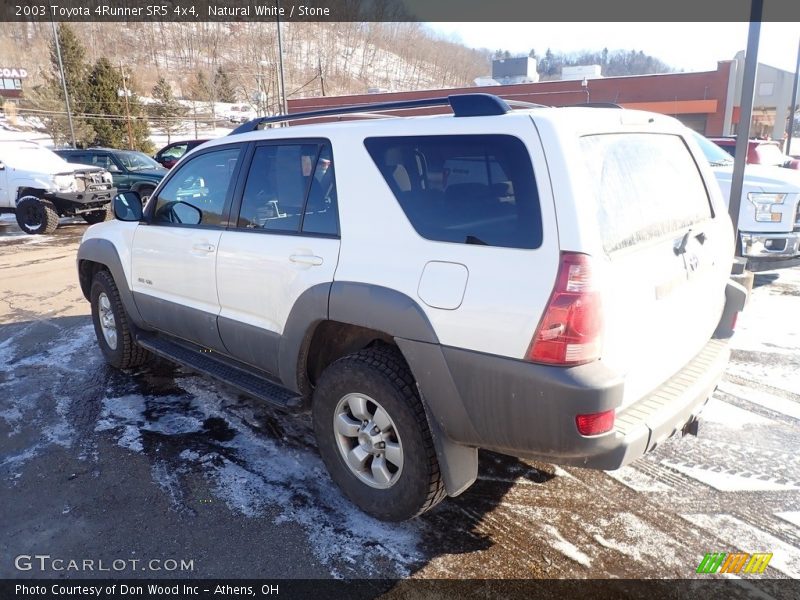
[192,243,216,253]
[289,254,323,266]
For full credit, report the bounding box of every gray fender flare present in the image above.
[77,238,145,328]
[326,282,479,497]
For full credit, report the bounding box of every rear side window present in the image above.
[364,135,542,249]
[580,134,713,254]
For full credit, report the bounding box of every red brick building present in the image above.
[289,61,739,136]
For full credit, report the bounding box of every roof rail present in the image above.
[229,93,512,135]
[568,102,624,109]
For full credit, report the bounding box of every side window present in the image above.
[153,147,240,227]
[237,143,319,233]
[302,144,338,236]
[364,135,542,249]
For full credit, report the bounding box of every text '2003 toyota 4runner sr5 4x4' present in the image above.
[77,94,747,521]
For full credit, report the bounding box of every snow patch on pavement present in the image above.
[663,461,800,492]
[716,381,800,421]
[605,466,672,493]
[541,524,592,568]
[94,375,424,578]
[775,512,800,529]
[700,397,772,428]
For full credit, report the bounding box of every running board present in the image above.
[136,333,305,412]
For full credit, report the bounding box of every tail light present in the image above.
[526,252,602,366]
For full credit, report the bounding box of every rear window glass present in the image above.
[580,133,713,253]
[364,135,542,249]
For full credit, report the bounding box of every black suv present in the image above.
[56,148,167,203]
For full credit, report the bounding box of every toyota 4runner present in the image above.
[77,94,746,521]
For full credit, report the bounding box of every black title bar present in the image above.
[2,0,800,22]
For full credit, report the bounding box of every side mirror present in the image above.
[0,161,5,170]
[169,201,202,225]
[113,191,143,221]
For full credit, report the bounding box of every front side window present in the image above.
[153,147,240,226]
[364,135,543,249]
[237,142,338,235]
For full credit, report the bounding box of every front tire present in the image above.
[90,270,150,369]
[15,196,59,235]
[138,186,155,204]
[312,346,445,521]
[82,206,113,224]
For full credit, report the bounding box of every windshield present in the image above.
[116,150,162,171]
[0,143,71,173]
[687,131,734,166]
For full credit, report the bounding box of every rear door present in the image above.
[579,132,730,407]
[215,140,340,376]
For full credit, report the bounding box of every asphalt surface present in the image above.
[1,217,799,587]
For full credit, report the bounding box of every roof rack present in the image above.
[229,93,513,135]
[568,102,624,109]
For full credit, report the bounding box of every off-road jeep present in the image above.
[77,94,746,521]
[0,140,116,234]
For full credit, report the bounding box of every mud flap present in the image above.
[422,405,478,497]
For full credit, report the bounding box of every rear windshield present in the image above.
[364,135,542,249]
[580,133,713,253]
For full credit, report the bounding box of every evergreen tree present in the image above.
[190,71,212,102]
[86,58,127,148]
[151,77,187,144]
[214,67,237,103]
[45,23,92,146]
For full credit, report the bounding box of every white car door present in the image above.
[216,141,340,376]
[131,144,244,351]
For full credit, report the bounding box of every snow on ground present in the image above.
[0,319,423,578]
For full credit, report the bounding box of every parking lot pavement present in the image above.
[1,222,799,584]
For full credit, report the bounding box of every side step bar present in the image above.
[136,333,305,412]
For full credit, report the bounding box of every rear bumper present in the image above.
[433,337,728,470]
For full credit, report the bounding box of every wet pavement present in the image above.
[1,219,799,584]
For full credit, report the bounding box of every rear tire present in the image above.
[15,196,59,235]
[90,270,150,369]
[82,206,113,224]
[312,345,445,521]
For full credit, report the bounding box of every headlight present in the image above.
[52,174,77,192]
[102,171,112,184]
[748,192,786,222]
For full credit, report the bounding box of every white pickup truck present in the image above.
[690,131,800,271]
[0,140,116,234]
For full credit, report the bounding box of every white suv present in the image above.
[77,94,746,521]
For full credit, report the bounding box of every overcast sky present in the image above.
[427,22,800,74]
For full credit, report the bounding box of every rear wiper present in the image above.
[674,229,692,255]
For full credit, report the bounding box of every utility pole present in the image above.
[118,61,134,150]
[51,20,76,147]
[319,56,326,97]
[276,0,288,116]
[786,37,800,157]
[728,0,762,249]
